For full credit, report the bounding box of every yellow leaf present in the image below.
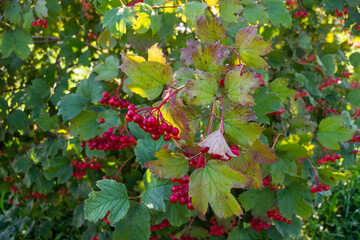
[148,43,166,64]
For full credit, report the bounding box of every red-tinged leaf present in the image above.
[224,67,261,105]
[189,160,251,218]
[144,147,189,179]
[160,96,191,140]
[243,139,279,165]
[235,26,272,69]
[195,16,226,44]
[180,40,202,66]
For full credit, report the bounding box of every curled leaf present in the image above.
[198,129,236,159]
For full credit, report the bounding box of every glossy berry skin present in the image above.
[99,118,105,124]
[169,194,179,203]
[163,133,172,141]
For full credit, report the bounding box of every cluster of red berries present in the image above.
[209,219,225,236]
[125,105,180,141]
[10,186,20,194]
[249,218,271,232]
[267,209,292,224]
[298,53,316,64]
[8,198,24,206]
[285,0,295,6]
[341,71,353,79]
[295,11,309,18]
[84,123,137,151]
[304,105,314,112]
[169,176,194,210]
[311,184,330,193]
[319,77,340,91]
[102,211,110,224]
[263,176,278,191]
[32,19,48,29]
[350,81,360,89]
[22,192,47,201]
[349,135,360,143]
[71,158,102,179]
[295,91,308,99]
[323,107,336,115]
[100,92,130,109]
[334,8,348,17]
[352,108,360,120]
[150,218,171,231]
[316,154,341,165]
[267,108,284,116]
[80,0,94,20]
[87,32,97,40]
[58,188,69,196]
[188,155,205,168]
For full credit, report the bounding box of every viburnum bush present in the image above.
[1,0,360,239]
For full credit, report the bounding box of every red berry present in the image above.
[178,197,187,205]
[125,114,133,122]
[99,118,105,124]
[128,104,136,111]
[187,202,195,210]
[201,147,209,153]
[169,194,179,203]
[102,92,108,97]
[171,127,179,136]
[133,114,141,123]
[163,133,172,141]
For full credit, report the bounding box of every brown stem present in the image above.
[115,155,135,180]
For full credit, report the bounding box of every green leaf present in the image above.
[225,67,261,105]
[269,78,296,100]
[73,204,86,229]
[323,0,343,12]
[6,110,29,131]
[12,155,32,173]
[76,76,108,103]
[102,7,135,37]
[113,202,151,240]
[219,0,243,23]
[276,134,312,159]
[70,110,98,141]
[182,2,207,28]
[189,160,250,218]
[36,109,58,132]
[0,29,33,59]
[23,9,36,30]
[97,30,117,49]
[186,71,218,106]
[349,52,360,67]
[318,169,352,186]
[144,147,189,179]
[263,0,292,28]
[134,138,173,166]
[94,56,119,81]
[141,174,173,211]
[235,26,272,69]
[35,0,48,18]
[317,116,356,150]
[243,4,269,25]
[320,55,335,76]
[228,227,262,240]
[275,217,302,239]
[121,54,173,100]
[57,94,89,121]
[4,2,21,25]
[238,188,275,216]
[97,110,121,133]
[150,14,161,34]
[44,157,73,184]
[195,16,227,44]
[27,79,50,99]
[252,87,282,123]
[85,179,130,225]
[0,31,14,58]
[347,89,360,108]
[223,106,262,145]
[271,158,297,185]
[161,201,191,227]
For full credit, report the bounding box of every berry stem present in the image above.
[206,100,217,137]
[115,154,135,180]
[157,85,185,109]
[220,97,225,134]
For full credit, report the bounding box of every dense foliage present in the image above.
[1,0,360,239]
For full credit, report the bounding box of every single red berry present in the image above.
[169,194,179,203]
[125,114,133,122]
[128,104,136,111]
[187,202,195,210]
[148,116,157,127]
[133,114,141,123]
[152,134,160,141]
[99,118,105,124]
[171,127,179,136]
[164,133,172,141]
[335,154,341,159]
[102,92,108,97]
[178,197,187,205]
[201,147,209,153]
